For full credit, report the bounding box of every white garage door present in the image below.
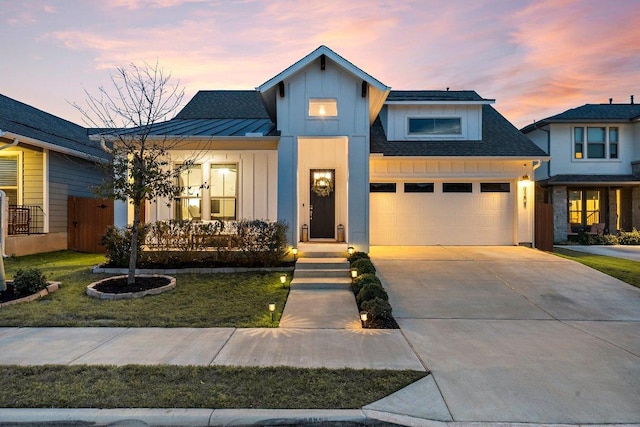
[370,181,514,245]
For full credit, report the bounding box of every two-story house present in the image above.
[109,46,547,251]
[521,100,640,242]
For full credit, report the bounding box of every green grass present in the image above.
[553,247,640,288]
[0,365,427,409]
[0,251,289,327]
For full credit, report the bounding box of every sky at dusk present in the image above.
[1,0,639,129]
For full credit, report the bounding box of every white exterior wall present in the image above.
[275,56,371,249]
[634,122,640,162]
[548,123,634,176]
[370,158,535,245]
[146,149,277,223]
[385,104,483,141]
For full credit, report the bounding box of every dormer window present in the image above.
[308,98,337,117]
[573,126,619,160]
[409,118,462,136]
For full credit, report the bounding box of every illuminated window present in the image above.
[210,164,237,220]
[308,98,337,117]
[0,155,19,204]
[174,164,202,220]
[574,126,619,160]
[569,189,600,226]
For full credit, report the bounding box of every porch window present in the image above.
[210,164,237,220]
[0,156,19,204]
[174,163,202,220]
[568,189,600,226]
[408,118,461,135]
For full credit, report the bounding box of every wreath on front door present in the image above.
[311,176,334,197]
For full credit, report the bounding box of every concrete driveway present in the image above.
[370,246,640,424]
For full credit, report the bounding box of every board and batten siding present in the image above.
[48,151,106,233]
[384,104,482,141]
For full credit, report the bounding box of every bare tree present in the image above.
[73,61,190,286]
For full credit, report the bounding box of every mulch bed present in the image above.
[93,276,172,294]
[364,317,400,329]
[0,283,36,304]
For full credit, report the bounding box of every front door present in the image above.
[309,169,335,239]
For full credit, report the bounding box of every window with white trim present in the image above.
[573,126,619,159]
[0,155,19,205]
[210,164,237,220]
[409,118,462,135]
[174,163,202,220]
[308,98,337,117]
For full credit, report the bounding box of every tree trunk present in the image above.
[127,201,141,286]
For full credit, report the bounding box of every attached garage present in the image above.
[370,180,515,245]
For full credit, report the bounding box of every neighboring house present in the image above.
[114,46,547,251]
[521,101,640,243]
[0,94,109,255]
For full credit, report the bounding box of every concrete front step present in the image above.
[294,269,350,279]
[296,258,350,270]
[290,277,352,290]
[297,251,347,259]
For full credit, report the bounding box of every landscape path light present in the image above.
[360,311,368,328]
[347,246,354,256]
[268,302,276,322]
[280,273,287,288]
[292,247,298,261]
[350,268,358,281]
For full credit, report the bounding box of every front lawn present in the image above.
[553,247,640,289]
[0,251,288,327]
[0,365,427,409]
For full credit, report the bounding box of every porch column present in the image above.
[633,187,640,231]
[607,188,618,233]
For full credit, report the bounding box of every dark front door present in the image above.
[309,169,335,239]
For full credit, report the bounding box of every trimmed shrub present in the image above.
[12,268,48,295]
[352,273,381,296]
[351,258,376,276]
[100,225,147,267]
[619,228,640,245]
[356,282,388,305]
[361,297,393,321]
[348,251,370,263]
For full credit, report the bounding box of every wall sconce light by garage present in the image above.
[268,302,276,322]
[280,273,287,288]
[359,311,368,328]
[350,268,358,281]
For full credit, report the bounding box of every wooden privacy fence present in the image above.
[68,196,114,253]
[535,202,554,252]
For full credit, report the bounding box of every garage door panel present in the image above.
[370,183,514,245]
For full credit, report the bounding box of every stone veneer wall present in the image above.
[608,188,618,234]
[552,185,568,242]
[633,187,640,230]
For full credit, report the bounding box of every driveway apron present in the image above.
[370,245,640,424]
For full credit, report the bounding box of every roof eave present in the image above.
[3,131,107,163]
[369,154,550,161]
[385,100,495,106]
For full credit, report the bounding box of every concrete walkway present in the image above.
[3,245,640,426]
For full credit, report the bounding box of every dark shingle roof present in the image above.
[521,103,640,133]
[387,90,491,102]
[0,93,106,159]
[175,90,270,119]
[544,174,640,185]
[371,105,548,157]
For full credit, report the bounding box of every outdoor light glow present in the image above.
[268,302,276,312]
[360,311,368,322]
[292,247,298,256]
[350,268,358,279]
[280,274,287,284]
[347,246,354,256]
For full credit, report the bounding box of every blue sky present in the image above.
[1,0,639,128]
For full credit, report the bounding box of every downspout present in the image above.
[0,131,19,259]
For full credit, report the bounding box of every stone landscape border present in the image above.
[0,282,61,308]
[92,266,295,275]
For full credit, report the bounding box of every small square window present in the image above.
[443,183,472,193]
[370,183,396,193]
[309,98,337,117]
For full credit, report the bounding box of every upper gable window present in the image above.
[308,98,337,117]
[409,118,461,136]
[573,126,619,160]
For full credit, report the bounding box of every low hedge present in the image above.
[352,273,381,296]
[101,219,289,268]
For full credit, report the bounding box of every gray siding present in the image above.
[48,152,106,233]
